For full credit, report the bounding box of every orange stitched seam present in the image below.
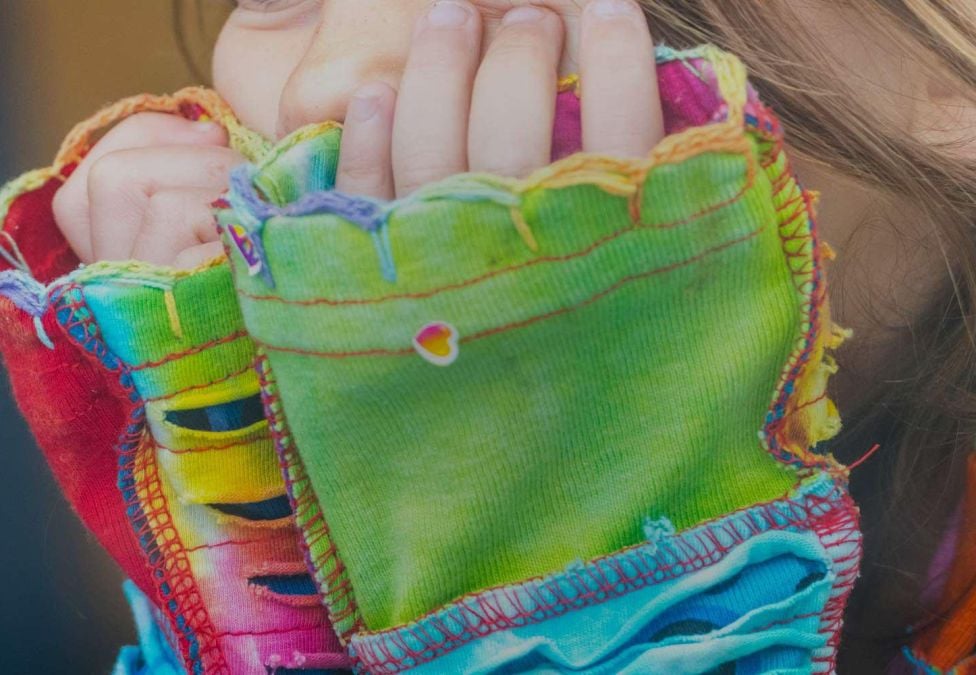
[185,539,263,553]
[129,330,249,372]
[255,225,765,359]
[143,364,255,403]
[156,435,272,455]
[215,625,322,639]
[239,164,756,308]
[254,350,367,640]
[356,477,844,643]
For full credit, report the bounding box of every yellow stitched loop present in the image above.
[1,87,273,230]
[164,289,184,340]
[55,87,270,170]
[703,44,748,126]
[509,206,540,252]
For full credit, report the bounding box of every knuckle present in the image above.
[410,30,474,70]
[146,191,180,222]
[340,158,383,184]
[202,156,235,184]
[108,113,176,145]
[87,152,133,194]
[396,153,457,190]
[485,37,555,68]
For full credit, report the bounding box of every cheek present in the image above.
[212,24,314,139]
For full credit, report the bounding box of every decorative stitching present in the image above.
[254,224,764,359]
[347,475,858,673]
[142,364,256,403]
[215,626,330,639]
[254,351,366,643]
[157,434,273,455]
[758,130,844,473]
[53,283,229,675]
[185,539,264,553]
[128,329,249,371]
[237,159,754,308]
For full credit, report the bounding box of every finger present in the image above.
[53,113,228,263]
[172,241,226,271]
[392,0,482,197]
[130,189,223,266]
[335,82,397,199]
[580,0,663,157]
[467,6,564,178]
[88,146,244,261]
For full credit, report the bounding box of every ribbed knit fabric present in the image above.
[218,45,861,673]
[0,92,345,674]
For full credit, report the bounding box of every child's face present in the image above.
[214,0,586,139]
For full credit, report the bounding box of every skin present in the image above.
[50,0,975,413]
[53,0,664,268]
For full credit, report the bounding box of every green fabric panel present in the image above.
[254,125,342,206]
[222,139,801,630]
[75,263,252,400]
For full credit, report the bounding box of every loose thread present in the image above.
[0,231,31,275]
[33,316,55,350]
[509,206,540,252]
[848,444,882,471]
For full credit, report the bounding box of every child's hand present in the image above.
[331,0,664,199]
[52,113,245,269]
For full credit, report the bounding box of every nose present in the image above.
[276,0,423,137]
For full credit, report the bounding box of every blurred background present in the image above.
[0,2,227,672]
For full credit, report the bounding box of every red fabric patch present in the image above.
[1,171,79,281]
[1,177,151,594]
[0,302,153,596]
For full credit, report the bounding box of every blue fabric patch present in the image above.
[164,393,265,432]
[209,494,293,521]
[360,530,834,675]
[249,574,319,597]
[113,581,185,675]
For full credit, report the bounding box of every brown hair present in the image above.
[631,2,976,670]
[177,0,976,669]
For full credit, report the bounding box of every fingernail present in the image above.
[195,121,221,134]
[348,85,386,122]
[587,0,638,18]
[427,1,472,27]
[503,6,546,24]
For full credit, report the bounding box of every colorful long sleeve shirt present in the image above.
[4,44,956,674]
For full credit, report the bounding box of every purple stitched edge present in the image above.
[0,270,47,317]
[229,166,387,233]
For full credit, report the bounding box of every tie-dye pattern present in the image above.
[50,262,345,674]
[0,88,350,675]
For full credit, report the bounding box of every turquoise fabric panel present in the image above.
[408,530,832,675]
[112,581,185,675]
